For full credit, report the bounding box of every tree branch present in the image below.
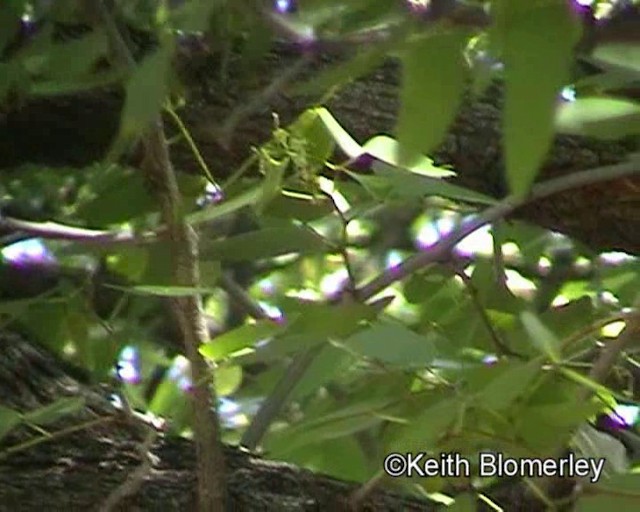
[86,2,226,510]
[356,156,640,302]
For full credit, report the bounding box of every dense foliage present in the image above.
[2,0,640,510]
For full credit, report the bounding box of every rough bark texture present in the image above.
[2,331,544,511]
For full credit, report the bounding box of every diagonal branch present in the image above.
[242,156,640,452]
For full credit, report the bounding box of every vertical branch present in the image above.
[142,127,226,511]
[87,3,225,510]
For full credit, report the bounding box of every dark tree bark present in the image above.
[0,330,554,511]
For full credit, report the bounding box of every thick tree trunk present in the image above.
[0,330,556,511]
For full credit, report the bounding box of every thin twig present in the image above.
[99,428,158,512]
[0,217,160,245]
[452,263,515,357]
[240,343,324,451]
[356,157,640,302]
[578,310,640,402]
[220,272,269,320]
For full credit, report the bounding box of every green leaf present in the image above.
[388,396,460,453]
[289,108,336,166]
[205,226,330,261]
[396,31,468,161]
[477,359,542,411]
[22,397,86,427]
[346,165,495,204]
[577,475,640,511]
[290,345,354,399]
[200,320,286,362]
[592,43,640,75]
[558,367,614,400]
[495,1,582,196]
[520,311,561,362]
[556,97,640,140]
[187,185,263,227]
[263,192,333,222]
[258,154,289,212]
[0,406,22,442]
[516,401,602,453]
[284,301,377,338]
[315,107,362,159]
[448,494,475,512]
[43,30,107,81]
[119,44,173,139]
[148,373,191,433]
[239,301,378,365]
[215,364,243,397]
[362,136,454,178]
[265,394,395,455]
[75,166,155,225]
[345,320,436,367]
[404,269,454,304]
[109,285,219,297]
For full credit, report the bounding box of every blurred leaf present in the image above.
[283,436,370,483]
[495,1,582,195]
[520,311,561,362]
[22,397,85,427]
[263,192,333,222]
[240,301,377,364]
[345,320,436,367]
[119,44,173,139]
[290,344,354,399]
[315,107,362,159]
[347,165,495,204]
[200,320,286,362]
[573,424,628,475]
[396,30,468,161]
[289,108,336,166]
[258,154,289,212]
[600,260,640,305]
[22,302,69,352]
[387,396,460,453]
[215,364,243,396]
[404,269,454,304]
[0,406,22,442]
[577,475,640,511]
[556,97,640,140]
[205,226,331,261]
[187,186,263,226]
[284,300,377,338]
[592,43,640,75]
[516,401,601,453]
[43,30,107,81]
[266,393,395,456]
[75,166,155,225]
[112,285,219,297]
[362,136,454,178]
[448,494,476,512]
[477,359,542,411]
[148,373,191,432]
